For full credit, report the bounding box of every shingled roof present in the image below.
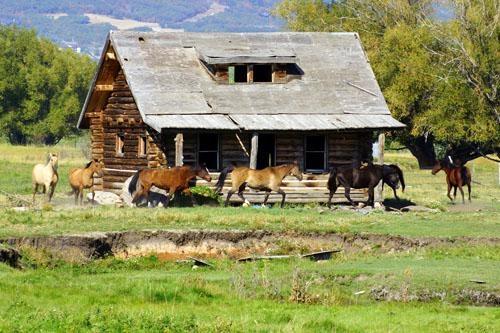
[78,31,404,131]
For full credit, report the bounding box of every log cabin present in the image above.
[77,31,404,203]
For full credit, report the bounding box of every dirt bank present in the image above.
[2,230,498,262]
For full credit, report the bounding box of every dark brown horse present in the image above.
[327,163,405,207]
[382,164,406,200]
[128,165,212,207]
[431,158,471,203]
[215,162,303,208]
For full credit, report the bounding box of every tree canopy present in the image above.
[275,0,499,167]
[0,26,95,144]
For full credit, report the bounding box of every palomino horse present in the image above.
[68,159,104,205]
[215,162,303,208]
[431,158,471,203]
[128,165,212,207]
[327,163,384,208]
[382,164,406,200]
[32,153,59,203]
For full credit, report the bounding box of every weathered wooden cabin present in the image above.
[77,31,404,203]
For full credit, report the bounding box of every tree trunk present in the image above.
[405,135,436,169]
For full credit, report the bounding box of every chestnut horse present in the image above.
[128,165,212,207]
[431,158,471,203]
[215,162,303,208]
[32,153,59,204]
[68,159,104,205]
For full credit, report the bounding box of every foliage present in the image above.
[0,26,95,144]
[274,0,500,165]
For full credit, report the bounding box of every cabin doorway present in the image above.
[257,134,275,169]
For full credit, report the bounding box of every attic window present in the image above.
[138,37,145,43]
[116,134,125,156]
[234,65,247,83]
[253,65,272,82]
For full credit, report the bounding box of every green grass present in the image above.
[0,249,499,332]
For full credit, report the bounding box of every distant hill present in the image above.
[0,0,283,58]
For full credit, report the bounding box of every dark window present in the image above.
[138,136,147,157]
[234,65,247,83]
[257,134,275,169]
[253,64,272,82]
[305,135,326,172]
[198,133,219,171]
[116,134,124,156]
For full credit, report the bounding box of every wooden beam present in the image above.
[95,84,114,92]
[250,132,259,169]
[106,52,116,60]
[175,133,184,166]
[375,133,385,203]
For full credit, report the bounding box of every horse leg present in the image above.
[74,189,79,205]
[32,184,38,204]
[44,182,52,202]
[182,188,196,207]
[467,183,471,202]
[344,186,354,206]
[277,189,286,208]
[91,187,95,205]
[458,185,465,204]
[79,186,84,205]
[263,191,271,206]
[328,184,337,208]
[392,185,399,200]
[447,183,453,202]
[453,186,457,201]
[224,190,234,207]
[367,186,375,207]
[164,189,175,208]
[237,183,248,205]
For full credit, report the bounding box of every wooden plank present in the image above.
[250,132,258,169]
[175,133,184,166]
[95,84,114,91]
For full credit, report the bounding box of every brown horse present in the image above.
[32,153,59,204]
[68,159,104,205]
[215,162,303,208]
[327,163,385,208]
[128,165,212,207]
[431,158,471,203]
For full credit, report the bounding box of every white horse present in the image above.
[32,153,59,203]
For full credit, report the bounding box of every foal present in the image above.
[128,165,212,207]
[215,162,303,208]
[32,153,59,203]
[68,159,104,205]
[431,159,471,203]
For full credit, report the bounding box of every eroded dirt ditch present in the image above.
[2,229,498,262]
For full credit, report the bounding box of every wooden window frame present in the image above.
[304,135,327,173]
[138,135,147,158]
[197,133,220,171]
[116,133,125,157]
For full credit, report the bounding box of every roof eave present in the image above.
[77,34,112,129]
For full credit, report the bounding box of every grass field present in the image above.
[0,142,499,332]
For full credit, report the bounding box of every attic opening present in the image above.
[253,65,272,83]
[234,65,247,83]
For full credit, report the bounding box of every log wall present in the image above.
[87,70,166,192]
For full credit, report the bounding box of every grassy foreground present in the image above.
[0,142,499,332]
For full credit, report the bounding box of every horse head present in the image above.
[92,159,104,177]
[196,164,212,182]
[431,160,444,175]
[47,153,59,170]
[289,161,303,181]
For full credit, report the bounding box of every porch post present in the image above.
[174,133,183,166]
[375,133,385,204]
[250,132,259,169]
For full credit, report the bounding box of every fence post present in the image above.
[174,133,183,166]
[375,133,385,204]
[250,132,259,169]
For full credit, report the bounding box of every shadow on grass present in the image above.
[383,198,416,210]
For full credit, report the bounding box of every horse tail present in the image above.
[389,164,405,192]
[128,170,142,195]
[327,167,337,191]
[215,165,234,194]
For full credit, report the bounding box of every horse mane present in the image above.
[388,164,405,191]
